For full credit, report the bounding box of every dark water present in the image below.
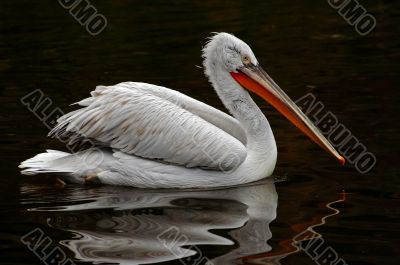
[1,0,399,264]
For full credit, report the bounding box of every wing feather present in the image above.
[49,82,247,170]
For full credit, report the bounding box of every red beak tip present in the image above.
[339,156,346,166]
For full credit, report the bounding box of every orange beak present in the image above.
[231,64,345,165]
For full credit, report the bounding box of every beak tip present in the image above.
[338,155,346,166]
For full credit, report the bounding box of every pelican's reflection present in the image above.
[36,180,277,265]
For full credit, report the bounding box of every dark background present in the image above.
[0,1,399,264]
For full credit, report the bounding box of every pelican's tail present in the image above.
[19,150,73,175]
[19,149,110,184]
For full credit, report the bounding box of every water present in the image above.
[1,0,399,264]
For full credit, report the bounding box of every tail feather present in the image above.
[19,149,112,185]
[19,150,72,175]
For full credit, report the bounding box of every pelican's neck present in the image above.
[207,66,276,154]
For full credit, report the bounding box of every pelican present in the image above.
[20,33,344,188]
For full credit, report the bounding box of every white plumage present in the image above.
[49,82,247,171]
[20,32,343,188]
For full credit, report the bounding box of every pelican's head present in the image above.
[202,32,345,165]
[202,32,258,73]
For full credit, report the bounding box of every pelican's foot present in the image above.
[55,177,66,188]
[84,173,101,185]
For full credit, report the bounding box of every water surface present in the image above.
[0,1,399,264]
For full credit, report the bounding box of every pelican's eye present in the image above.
[241,55,251,65]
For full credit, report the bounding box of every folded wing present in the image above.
[49,82,247,171]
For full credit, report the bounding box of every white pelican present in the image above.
[20,33,344,188]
